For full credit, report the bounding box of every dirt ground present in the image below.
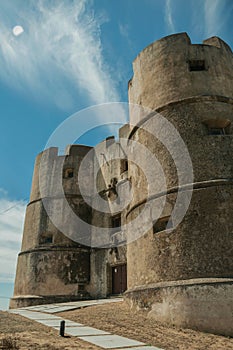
[0,311,101,350]
[59,301,233,350]
[1,301,233,349]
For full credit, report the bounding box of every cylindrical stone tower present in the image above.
[10,145,93,308]
[125,33,233,336]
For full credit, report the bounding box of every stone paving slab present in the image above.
[65,326,110,336]
[43,306,82,313]
[37,302,108,313]
[117,347,164,350]
[9,310,62,320]
[36,319,82,327]
[17,298,123,314]
[79,335,144,349]
[8,309,25,314]
[25,305,59,310]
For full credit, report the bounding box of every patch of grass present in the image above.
[40,345,61,350]
[0,336,19,350]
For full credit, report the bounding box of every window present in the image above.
[63,168,74,178]
[189,60,206,71]
[112,214,121,231]
[208,128,226,135]
[40,234,53,245]
[108,177,118,200]
[153,216,173,234]
[78,284,85,292]
[203,119,231,135]
[120,159,128,174]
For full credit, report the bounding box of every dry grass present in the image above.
[0,336,19,350]
[59,301,233,350]
[1,302,233,350]
[0,311,101,349]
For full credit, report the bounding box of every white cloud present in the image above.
[0,0,121,110]
[119,23,130,39]
[165,0,175,33]
[204,0,225,37]
[0,193,26,283]
[119,22,135,54]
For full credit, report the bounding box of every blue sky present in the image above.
[0,0,232,309]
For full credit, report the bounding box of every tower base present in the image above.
[125,278,233,336]
[9,292,91,309]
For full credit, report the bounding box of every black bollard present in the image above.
[59,320,65,337]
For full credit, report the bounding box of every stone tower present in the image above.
[10,145,93,308]
[10,137,128,308]
[125,33,233,336]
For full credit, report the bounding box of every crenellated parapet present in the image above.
[129,33,233,123]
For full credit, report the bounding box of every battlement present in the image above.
[36,144,92,160]
[133,33,232,63]
[133,32,191,63]
[203,36,232,53]
[129,33,233,122]
[29,144,93,203]
[65,144,92,156]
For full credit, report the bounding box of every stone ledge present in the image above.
[10,293,91,309]
[128,95,233,141]
[125,279,233,336]
[126,277,233,293]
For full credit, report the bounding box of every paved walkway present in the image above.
[9,299,163,350]
[12,298,123,314]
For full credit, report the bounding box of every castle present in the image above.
[11,33,233,336]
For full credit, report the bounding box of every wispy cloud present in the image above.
[165,0,175,33]
[0,0,121,110]
[204,0,226,37]
[0,192,26,283]
[119,23,129,39]
[119,22,135,54]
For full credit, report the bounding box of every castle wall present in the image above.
[10,145,93,308]
[126,99,233,212]
[87,127,128,297]
[11,32,233,336]
[125,33,233,336]
[126,279,233,336]
[127,186,233,289]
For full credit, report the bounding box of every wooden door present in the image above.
[112,264,127,294]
